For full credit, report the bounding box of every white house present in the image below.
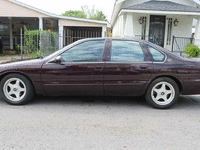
[0,0,109,51]
[111,0,200,52]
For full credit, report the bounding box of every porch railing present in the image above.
[172,36,193,56]
[135,35,149,40]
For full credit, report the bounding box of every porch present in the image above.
[0,17,58,53]
[113,13,195,51]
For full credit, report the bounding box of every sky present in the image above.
[17,0,116,21]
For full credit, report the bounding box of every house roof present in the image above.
[7,0,109,26]
[111,0,200,26]
[123,1,200,12]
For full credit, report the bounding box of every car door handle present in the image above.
[140,65,148,69]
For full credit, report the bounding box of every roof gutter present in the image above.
[119,9,200,16]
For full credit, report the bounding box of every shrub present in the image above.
[24,26,58,58]
[185,44,200,58]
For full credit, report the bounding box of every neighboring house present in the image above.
[111,0,200,52]
[0,0,108,50]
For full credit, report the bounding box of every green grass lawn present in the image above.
[0,54,4,57]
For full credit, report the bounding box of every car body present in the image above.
[0,38,200,108]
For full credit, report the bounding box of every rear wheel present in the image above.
[0,74,34,105]
[145,77,180,109]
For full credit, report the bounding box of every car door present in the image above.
[41,39,106,96]
[104,40,153,96]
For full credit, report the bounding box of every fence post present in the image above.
[20,28,23,60]
[172,36,174,52]
[39,30,42,57]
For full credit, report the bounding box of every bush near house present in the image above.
[185,44,200,58]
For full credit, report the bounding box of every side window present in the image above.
[111,40,144,62]
[148,46,165,62]
[61,40,105,62]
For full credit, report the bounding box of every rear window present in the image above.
[148,46,165,62]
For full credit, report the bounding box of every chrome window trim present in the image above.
[49,61,106,65]
[105,61,152,64]
[152,55,167,64]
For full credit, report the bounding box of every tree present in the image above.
[62,10,87,19]
[82,5,107,21]
[62,6,107,21]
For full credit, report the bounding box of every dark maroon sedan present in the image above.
[0,38,200,108]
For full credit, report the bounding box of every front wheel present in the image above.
[0,74,34,105]
[145,77,180,109]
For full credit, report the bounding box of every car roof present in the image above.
[79,37,142,43]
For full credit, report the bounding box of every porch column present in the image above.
[9,17,13,50]
[58,19,64,49]
[63,28,66,46]
[123,13,135,38]
[39,17,43,31]
[102,26,106,37]
[194,18,200,47]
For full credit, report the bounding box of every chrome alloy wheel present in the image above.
[151,82,175,106]
[3,78,27,102]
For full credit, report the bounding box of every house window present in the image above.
[167,18,172,45]
[0,23,10,45]
[0,24,9,36]
[141,17,147,40]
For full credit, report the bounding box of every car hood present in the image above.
[0,58,44,73]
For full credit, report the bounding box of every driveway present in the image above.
[0,95,200,150]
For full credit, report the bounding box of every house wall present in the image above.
[0,0,48,17]
[164,15,193,50]
[112,15,125,37]
[59,19,106,28]
[124,0,197,7]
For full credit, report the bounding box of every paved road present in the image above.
[0,95,200,150]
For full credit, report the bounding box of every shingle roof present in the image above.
[123,1,200,12]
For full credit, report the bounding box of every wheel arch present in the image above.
[0,72,36,93]
[145,75,182,94]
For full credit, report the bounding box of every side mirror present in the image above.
[49,56,62,63]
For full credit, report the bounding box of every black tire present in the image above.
[0,73,34,105]
[145,77,180,109]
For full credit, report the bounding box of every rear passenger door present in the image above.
[104,40,153,96]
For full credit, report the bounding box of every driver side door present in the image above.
[41,40,106,96]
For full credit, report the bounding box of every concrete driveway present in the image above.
[0,95,200,150]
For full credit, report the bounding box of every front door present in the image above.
[149,15,166,47]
